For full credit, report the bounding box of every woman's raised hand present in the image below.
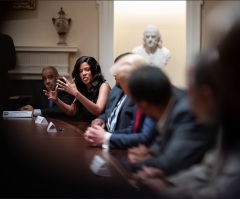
[57,77,78,96]
[43,84,59,102]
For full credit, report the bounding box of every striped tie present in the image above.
[106,95,126,132]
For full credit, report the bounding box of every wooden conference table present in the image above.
[0,117,151,198]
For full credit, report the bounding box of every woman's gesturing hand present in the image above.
[57,77,79,96]
[43,84,59,102]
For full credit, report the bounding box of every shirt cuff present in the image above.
[102,132,112,150]
[33,109,42,117]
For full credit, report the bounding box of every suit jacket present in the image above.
[0,33,16,73]
[160,135,240,199]
[109,115,158,149]
[135,87,218,175]
[0,33,16,113]
[27,82,74,118]
[98,85,137,132]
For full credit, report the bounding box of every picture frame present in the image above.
[11,0,36,10]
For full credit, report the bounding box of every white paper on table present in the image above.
[90,155,111,177]
[35,116,48,125]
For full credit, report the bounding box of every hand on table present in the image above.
[19,105,34,111]
[128,144,153,164]
[91,118,105,128]
[129,166,167,193]
[84,125,106,147]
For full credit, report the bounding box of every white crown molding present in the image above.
[15,46,78,52]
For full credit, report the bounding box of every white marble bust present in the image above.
[132,25,170,68]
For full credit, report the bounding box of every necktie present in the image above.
[48,99,53,107]
[133,109,142,133]
[107,95,126,132]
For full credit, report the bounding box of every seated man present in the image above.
[84,53,139,146]
[127,66,219,176]
[19,66,74,118]
[84,54,158,149]
[129,44,240,199]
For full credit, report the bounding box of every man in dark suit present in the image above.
[85,54,158,149]
[92,84,137,131]
[84,53,138,147]
[19,66,73,118]
[131,18,240,199]
[0,33,16,114]
[127,66,218,176]
[86,52,137,133]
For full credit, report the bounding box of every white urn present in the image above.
[52,7,71,45]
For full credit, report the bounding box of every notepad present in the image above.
[2,111,32,118]
[90,155,111,177]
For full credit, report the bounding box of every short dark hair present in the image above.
[128,66,172,106]
[42,66,58,75]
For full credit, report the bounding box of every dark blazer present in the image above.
[135,87,218,175]
[109,115,158,149]
[27,82,74,118]
[0,33,16,73]
[0,33,16,113]
[98,85,137,132]
[160,137,240,199]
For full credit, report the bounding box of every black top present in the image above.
[75,83,102,123]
